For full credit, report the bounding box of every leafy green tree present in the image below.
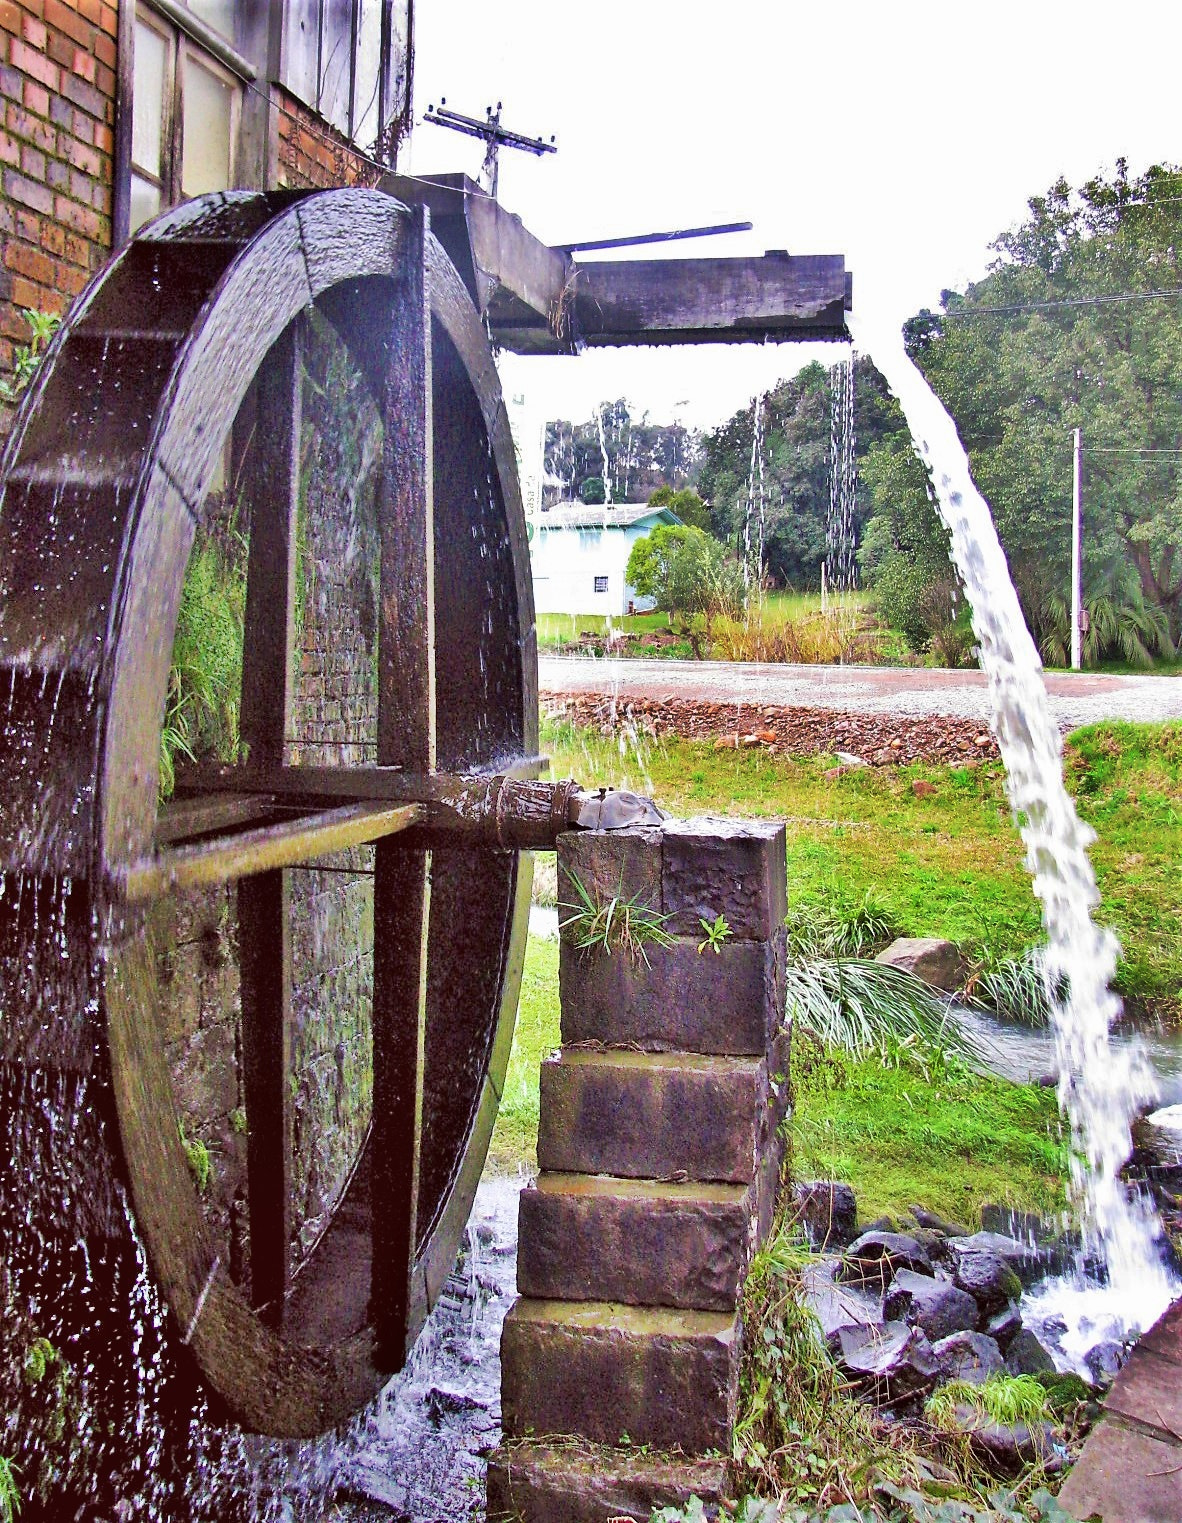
[648,484,711,530]
[579,475,605,504]
[902,159,1182,659]
[626,525,745,652]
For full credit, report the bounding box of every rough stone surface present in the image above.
[799,1259,881,1349]
[954,1410,1059,1477]
[517,1173,760,1312]
[883,1269,979,1343]
[909,1205,970,1237]
[558,929,785,1056]
[1058,1419,1182,1522]
[557,827,663,922]
[932,1330,1004,1385]
[1056,1289,1182,1521]
[794,1180,859,1250]
[537,1049,770,1183]
[950,1230,1055,1288]
[500,1299,740,1454]
[874,936,964,992]
[1004,1327,1056,1376]
[947,1247,1023,1314]
[660,817,787,940]
[986,1303,1023,1354]
[836,1322,941,1404]
[839,1231,933,1289]
[486,1441,730,1523]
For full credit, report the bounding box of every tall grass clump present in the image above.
[161,520,247,796]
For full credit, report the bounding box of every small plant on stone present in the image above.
[926,1373,1050,1431]
[697,913,732,955]
[560,871,674,967]
[179,1122,214,1193]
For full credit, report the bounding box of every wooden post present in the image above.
[371,203,435,1367]
[237,318,301,1323]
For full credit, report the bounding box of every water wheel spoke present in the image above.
[370,205,436,1366]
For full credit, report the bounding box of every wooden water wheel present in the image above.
[0,187,582,1436]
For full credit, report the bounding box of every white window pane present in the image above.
[129,173,161,232]
[352,0,382,145]
[182,52,234,197]
[184,0,235,43]
[132,19,168,177]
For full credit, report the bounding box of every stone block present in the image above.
[518,1171,763,1311]
[1058,1416,1182,1523]
[660,816,786,940]
[486,1440,729,1523]
[556,827,663,927]
[558,927,784,1055]
[537,1049,769,1184]
[501,1298,740,1453]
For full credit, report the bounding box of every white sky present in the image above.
[410,1,1180,435]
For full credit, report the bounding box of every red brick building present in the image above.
[0,0,412,429]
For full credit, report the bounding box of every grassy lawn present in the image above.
[487,719,1180,1224]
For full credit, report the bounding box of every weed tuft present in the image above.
[560,871,674,967]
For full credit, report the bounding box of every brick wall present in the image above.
[276,84,376,191]
[0,0,115,428]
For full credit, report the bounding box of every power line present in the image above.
[939,288,1182,318]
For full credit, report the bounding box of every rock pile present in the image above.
[543,693,1000,767]
[792,1182,1098,1474]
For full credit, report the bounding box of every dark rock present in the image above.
[947,1246,1024,1313]
[794,1180,858,1250]
[932,1330,1004,1385]
[1004,1327,1055,1376]
[883,1269,978,1343]
[986,1303,1023,1353]
[951,1408,1059,1476]
[836,1322,940,1403]
[950,1230,1055,1287]
[874,936,964,992]
[1085,1339,1127,1384]
[909,1205,970,1237]
[861,1214,898,1234]
[980,1204,1057,1243]
[799,1258,881,1349]
[839,1231,933,1289]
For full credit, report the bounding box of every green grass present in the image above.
[792,1037,1067,1225]
[488,935,559,1172]
[537,610,671,646]
[541,716,1182,1009]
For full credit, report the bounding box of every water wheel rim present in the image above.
[0,188,536,1435]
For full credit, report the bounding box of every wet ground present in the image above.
[315,1174,525,1523]
[540,655,1182,731]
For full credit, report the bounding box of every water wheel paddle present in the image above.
[0,188,552,1435]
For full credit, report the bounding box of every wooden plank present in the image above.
[570,252,849,346]
[235,321,302,1322]
[371,202,434,1369]
[154,791,276,846]
[121,801,421,902]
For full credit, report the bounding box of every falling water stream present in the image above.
[848,314,1179,1356]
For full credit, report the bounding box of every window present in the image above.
[282,0,401,147]
[129,6,241,233]
[593,576,609,594]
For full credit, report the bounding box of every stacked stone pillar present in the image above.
[488,817,789,1523]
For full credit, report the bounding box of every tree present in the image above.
[579,475,605,504]
[899,160,1182,657]
[648,484,711,531]
[626,525,744,653]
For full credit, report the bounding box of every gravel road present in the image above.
[539,656,1182,731]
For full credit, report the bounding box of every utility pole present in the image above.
[1071,427,1083,670]
[422,99,556,199]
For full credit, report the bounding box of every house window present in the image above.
[129,6,241,233]
[593,575,609,594]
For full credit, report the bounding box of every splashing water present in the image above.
[742,392,767,592]
[849,313,1178,1339]
[825,353,858,645]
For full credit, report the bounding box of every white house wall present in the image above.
[530,523,655,616]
